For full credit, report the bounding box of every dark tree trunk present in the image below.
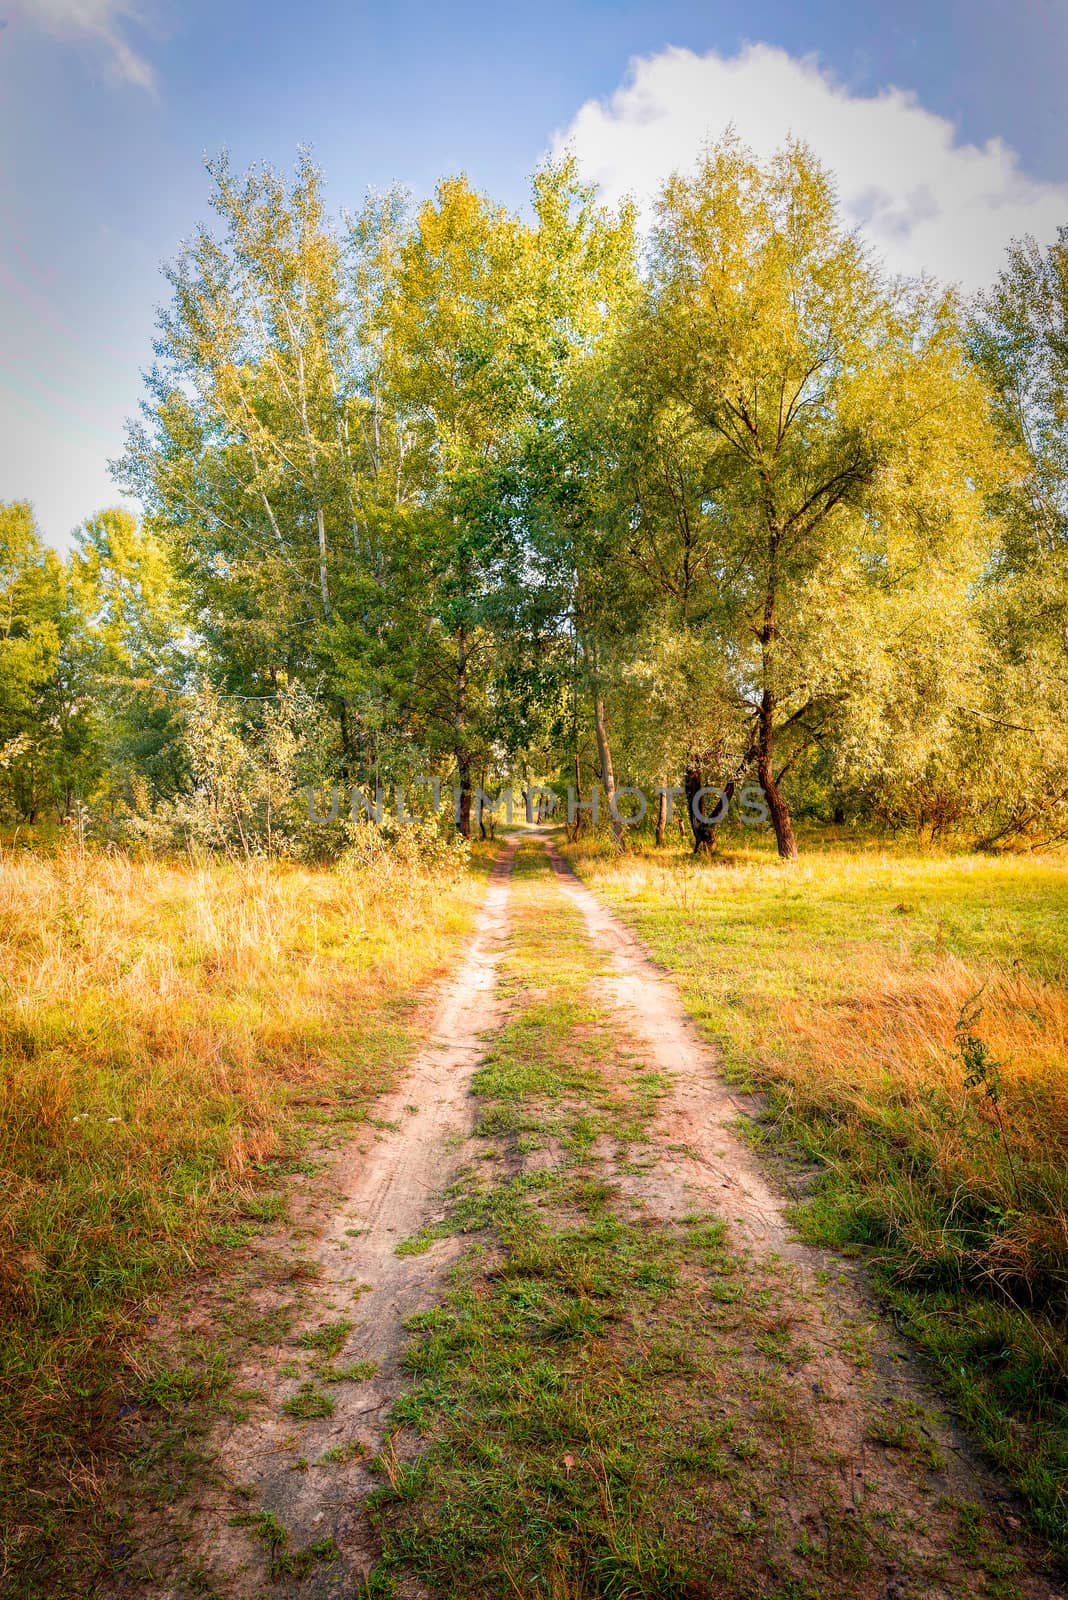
[757,528,798,861]
[684,765,718,855]
[756,689,798,860]
[684,769,739,856]
[456,754,472,840]
[478,767,492,839]
[655,786,668,848]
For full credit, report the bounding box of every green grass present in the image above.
[563,827,1068,1556]
[297,1318,355,1358]
[364,841,1028,1598]
[228,1508,340,1580]
[281,1383,335,1420]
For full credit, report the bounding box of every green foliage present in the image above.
[0,501,191,826]
[7,142,1068,844]
[114,150,636,836]
[628,137,1003,856]
[0,501,96,822]
[69,507,190,805]
[966,227,1068,846]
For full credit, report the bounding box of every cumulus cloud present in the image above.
[11,0,156,90]
[553,44,1068,292]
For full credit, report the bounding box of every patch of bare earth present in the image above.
[543,834,1059,1598]
[106,843,516,1599]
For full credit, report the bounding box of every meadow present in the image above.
[0,840,478,1578]
[2,69,1067,1595]
[564,827,1068,1548]
[4,824,1068,1589]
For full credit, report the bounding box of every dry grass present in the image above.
[566,834,1068,1550]
[0,840,478,1577]
[575,846,1068,1227]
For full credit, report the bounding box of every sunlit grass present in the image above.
[0,842,477,1576]
[565,829,1068,1551]
[367,841,1022,1596]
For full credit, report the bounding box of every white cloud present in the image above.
[12,0,156,90]
[553,44,1068,293]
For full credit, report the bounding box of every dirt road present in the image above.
[109,834,1056,1599]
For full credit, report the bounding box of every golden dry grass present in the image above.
[0,841,478,1576]
[578,846,1068,1221]
[568,836,1068,1546]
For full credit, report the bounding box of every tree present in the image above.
[382,161,636,835]
[116,152,391,769]
[972,228,1068,563]
[69,508,190,805]
[117,152,635,836]
[966,228,1068,845]
[636,137,1002,857]
[0,502,95,821]
[593,372,751,852]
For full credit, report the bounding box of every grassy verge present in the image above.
[0,841,479,1587]
[562,827,1068,1555]
[364,842,1024,1598]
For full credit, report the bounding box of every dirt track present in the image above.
[109,833,1057,1599]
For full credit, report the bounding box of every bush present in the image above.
[338,815,470,887]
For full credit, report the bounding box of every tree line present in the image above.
[3,137,1066,857]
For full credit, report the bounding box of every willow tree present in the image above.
[596,369,752,851]
[638,137,1001,857]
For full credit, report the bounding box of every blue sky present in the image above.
[3,0,1067,547]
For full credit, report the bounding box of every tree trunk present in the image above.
[592,692,623,849]
[684,764,720,855]
[456,754,472,839]
[316,506,330,621]
[455,626,471,839]
[757,528,798,861]
[655,785,668,848]
[756,688,798,860]
[569,749,588,840]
